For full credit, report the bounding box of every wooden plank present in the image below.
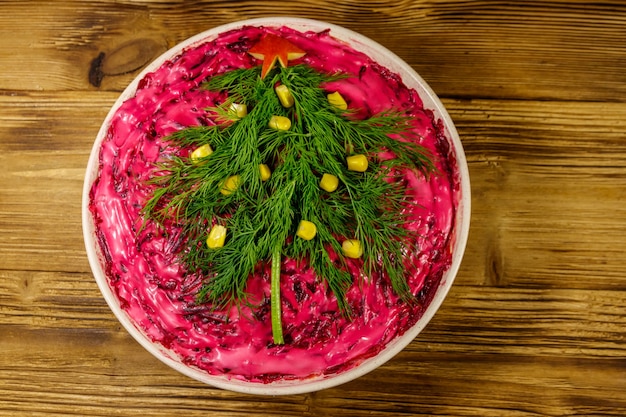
[2,267,624,357]
[1,2,626,101]
[0,326,309,417]
[1,267,624,359]
[0,270,113,329]
[0,291,625,417]
[447,99,626,290]
[0,90,115,152]
[424,286,626,358]
[316,352,626,416]
[0,91,114,273]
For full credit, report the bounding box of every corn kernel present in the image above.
[206,225,227,249]
[229,102,248,119]
[327,91,348,110]
[275,84,295,108]
[319,173,339,192]
[342,239,363,259]
[346,154,369,172]
[268,115,291,131]
[296,220,317,241]
[220,175,240,196]
[259,164,271,181]
[190,144,213,163]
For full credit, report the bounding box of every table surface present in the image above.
[1,1,625,416]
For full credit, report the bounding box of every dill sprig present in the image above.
[142,64,434,342]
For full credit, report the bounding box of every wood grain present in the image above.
[1,1,626,416]
[1,1,626,100]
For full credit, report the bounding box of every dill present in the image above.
[142,64,434,342]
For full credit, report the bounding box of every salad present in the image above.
[88,23,460,383]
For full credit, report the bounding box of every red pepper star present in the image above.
[248,34,306,79]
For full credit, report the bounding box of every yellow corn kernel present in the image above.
[190,144,213,163]
[206,225,227,249]
[229,102,248,119]
[319,173,339,192]
[220,175,240,196]
[296,220,317,241]
[259,164,271,181]
[268,115,291,131]
[327,91,348,110]
[346,154,369,172]
[275,84,295,108]
[342,239,363,259]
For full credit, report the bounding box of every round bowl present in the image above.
[82,17,470,395]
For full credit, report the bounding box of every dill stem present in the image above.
[271,243,284,345]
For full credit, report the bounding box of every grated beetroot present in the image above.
[89,25,460,383]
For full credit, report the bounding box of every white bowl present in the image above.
[82,17,470,395]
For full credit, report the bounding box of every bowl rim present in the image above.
[82,16,471,396]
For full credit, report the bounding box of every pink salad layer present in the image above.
[89,25,460,383]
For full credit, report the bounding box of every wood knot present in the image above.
[89,52,105,87]
[486,239,506,287]
[89,38,166,87]
[20,274,39,302]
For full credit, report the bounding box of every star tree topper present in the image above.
[248,34,306,79]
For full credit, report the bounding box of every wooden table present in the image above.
[2,1,625,415]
